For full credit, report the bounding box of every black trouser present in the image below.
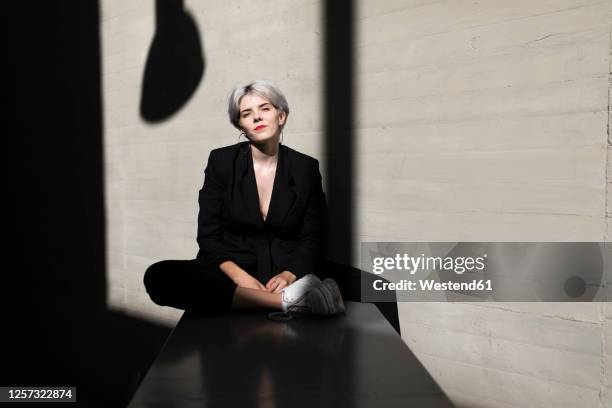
[144,259,238,314]
[143,259,400,333]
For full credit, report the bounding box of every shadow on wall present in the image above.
[140,0,205,122]
[323,0,400,334]
[10,1,171,407]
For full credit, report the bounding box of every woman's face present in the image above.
[238,93,286,144]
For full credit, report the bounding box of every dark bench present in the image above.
[128,302,453,407]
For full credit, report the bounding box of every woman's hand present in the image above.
[233,273,267,291]
[266,271,297,293]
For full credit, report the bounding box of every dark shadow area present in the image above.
[323,0,400,334]
[140,0,205,122]
[324,0,354,266]
[9,2,171,406]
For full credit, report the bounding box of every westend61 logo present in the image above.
[372,253,487,275]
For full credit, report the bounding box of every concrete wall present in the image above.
[101,0,611,406]
[355,1,611,407]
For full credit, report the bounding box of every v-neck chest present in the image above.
[248,146,281,224]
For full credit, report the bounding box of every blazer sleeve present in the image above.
[196,150,233,266]
[285,159,328,278]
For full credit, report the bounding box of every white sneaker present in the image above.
[281,274,321,312]
[285,278,346,316]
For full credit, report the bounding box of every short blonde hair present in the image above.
[227,80,290,130]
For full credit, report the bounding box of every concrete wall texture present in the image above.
[101,1,612,407]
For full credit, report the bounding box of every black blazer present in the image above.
[196,141,328,283]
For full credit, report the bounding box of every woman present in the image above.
[144,80,345,316]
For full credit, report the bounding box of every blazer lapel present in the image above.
[266,144,297,226]
[237,142,265,228]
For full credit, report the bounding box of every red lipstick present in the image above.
[254,125,267,131]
